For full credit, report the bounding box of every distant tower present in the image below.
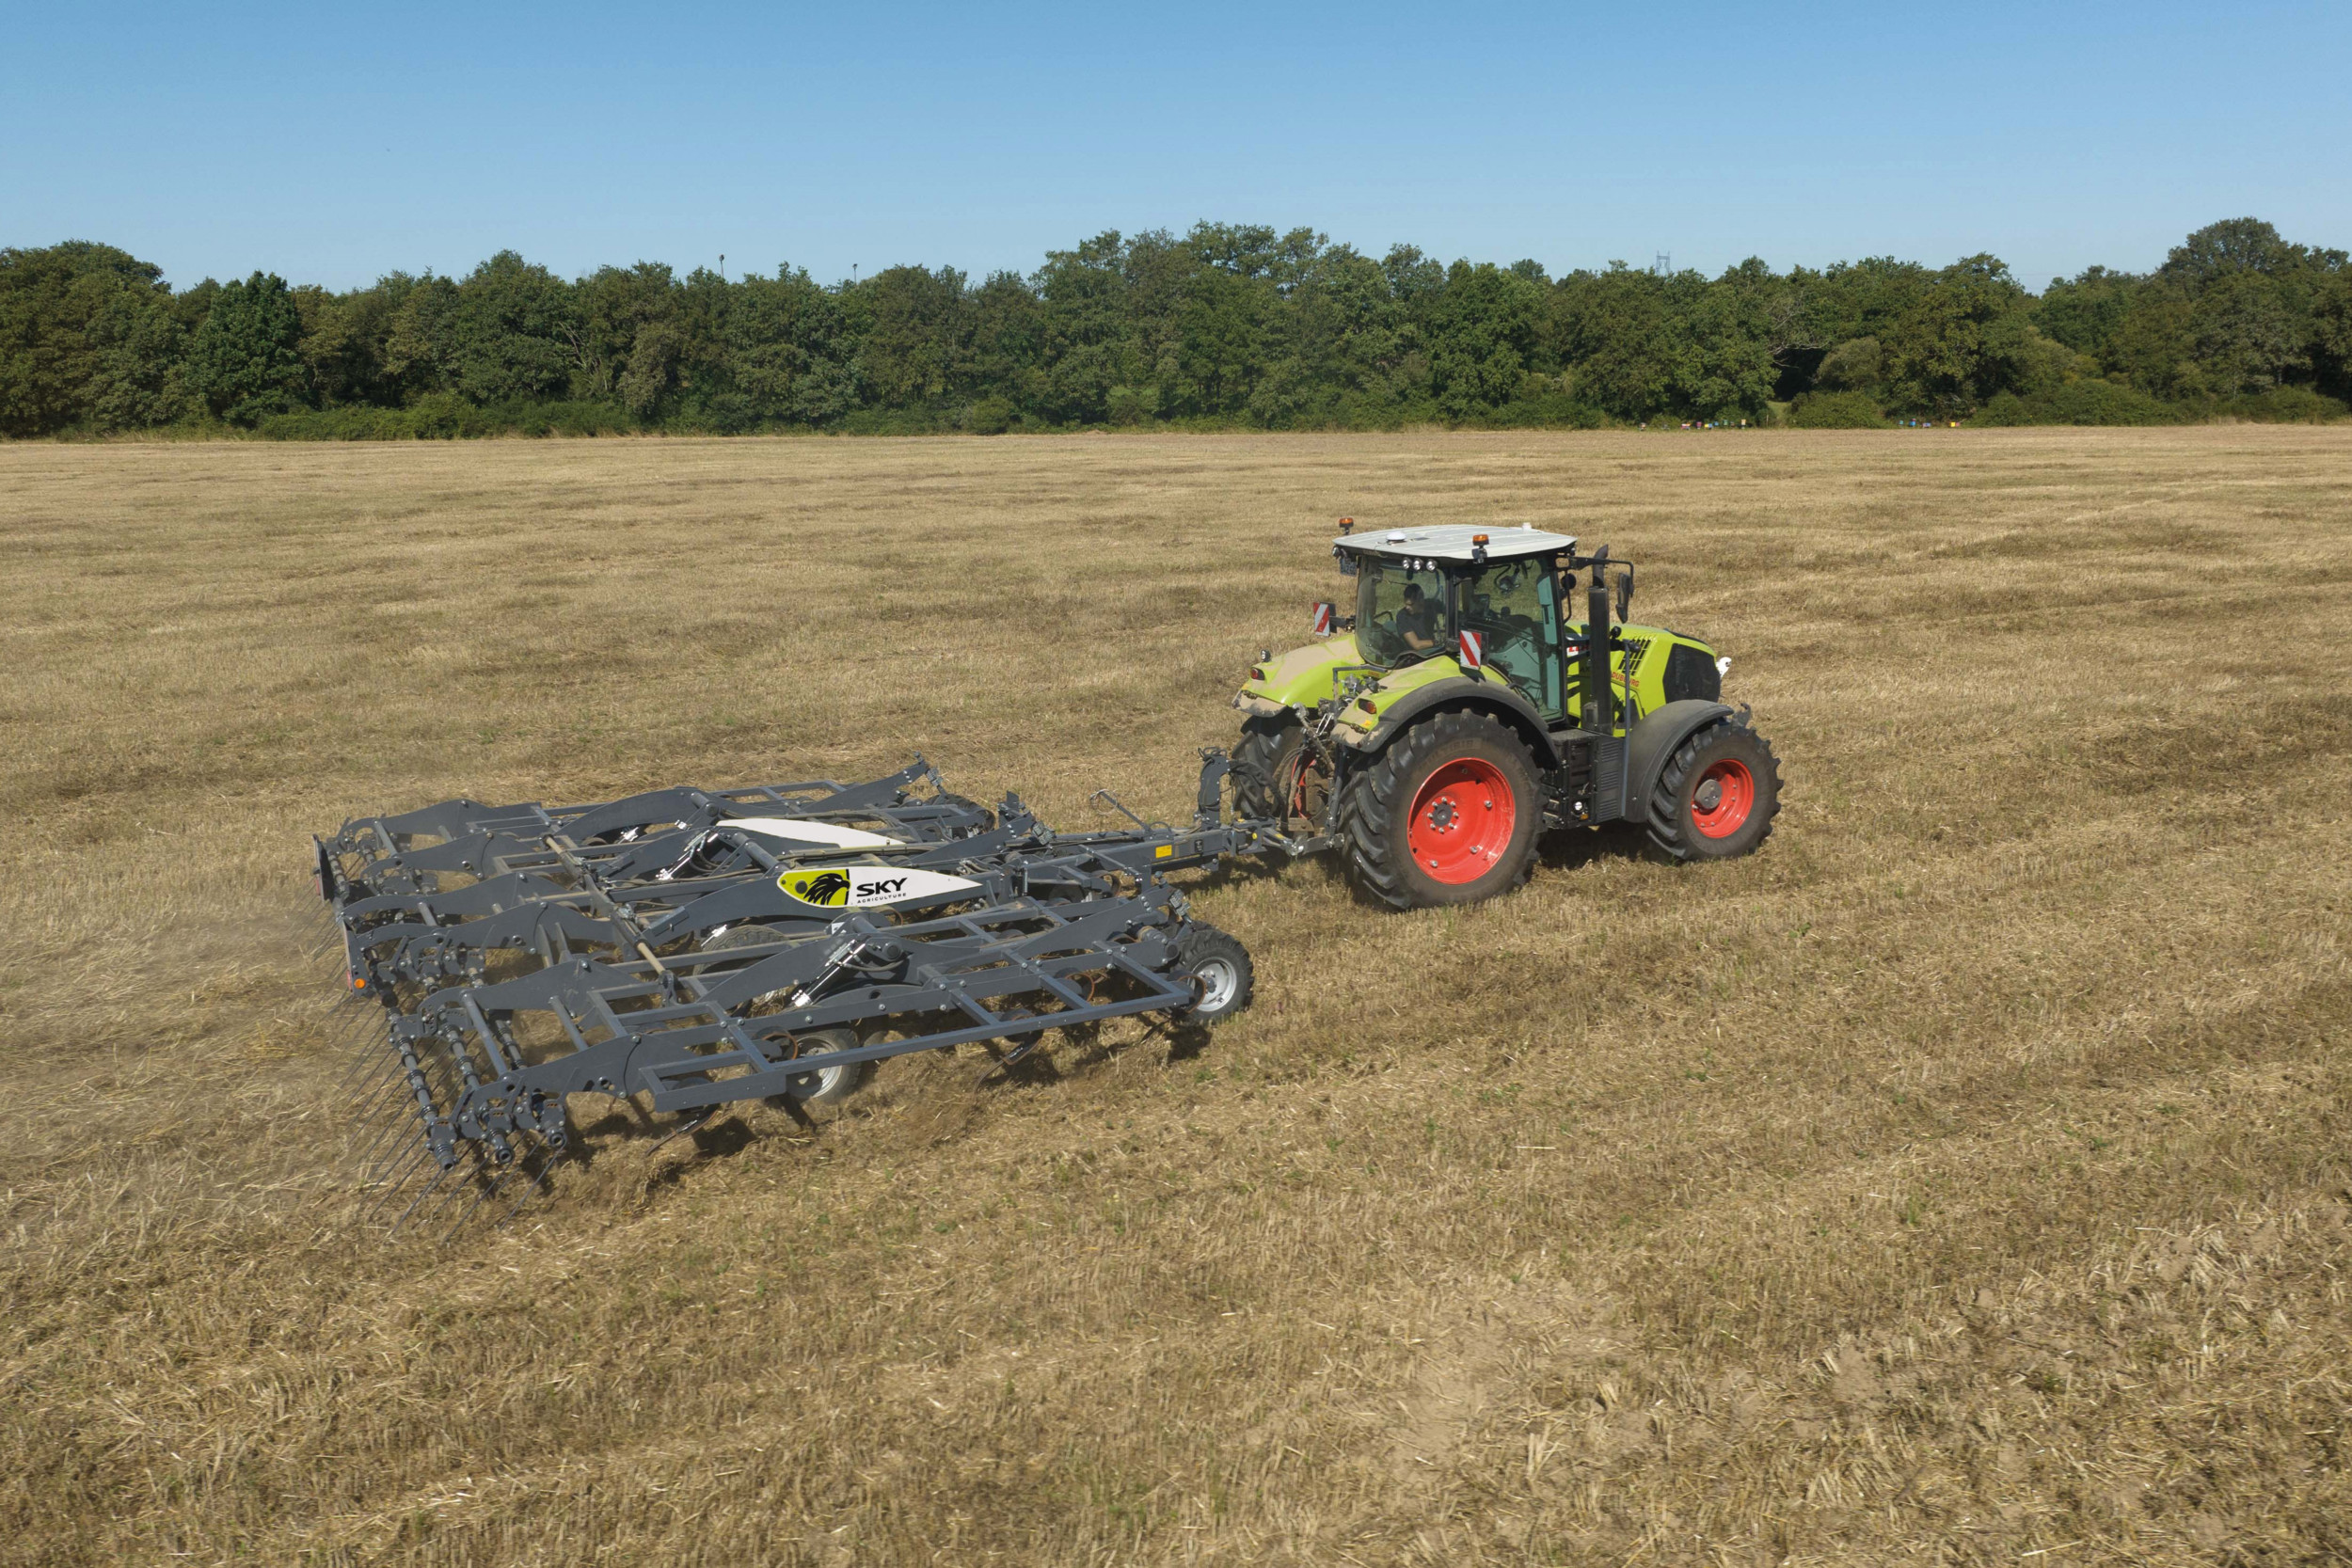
[1653,251,1671,277]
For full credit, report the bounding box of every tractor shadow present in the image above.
[1536,822,1655,875]
[1187,850,1310,894]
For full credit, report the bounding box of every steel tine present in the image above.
[362,1145,434,1219]
[333,1035,391,1096]
[327,1013,378,1063]
[346,1037,405,1094]
[350,1086,419,1164]
[350,1069,407,1125]
[442,1165,514,1243]
[407,1166,470,1236]
[494,1158,560,1229]
[347,1081,402,1139]
[354,1099,421,1173]
[338,1020,392,1074]
[414,1146,486,1231]
[367,1109,437,1184]
[343,1016,392,1061]
[363,1128,431,1191]
[321,1020,362,1066]
[358,1158,421,1223]
[389,1164,456,1235]
[345,1072,403,1128]
[358,1155,420,1218]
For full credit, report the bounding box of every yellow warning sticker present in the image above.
[1154,845,1174,859]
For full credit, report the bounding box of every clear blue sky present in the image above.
[7,1,2346,293]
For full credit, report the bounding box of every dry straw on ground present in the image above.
[2,428,2348,1565]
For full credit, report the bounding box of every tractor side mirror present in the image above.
[1615,572,1633,623]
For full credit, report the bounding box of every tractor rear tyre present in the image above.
[1646,721,1782,863]
[1232,717,1329,832]
[1338,710,1543,910]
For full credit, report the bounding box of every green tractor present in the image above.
[1229,521,1780,909]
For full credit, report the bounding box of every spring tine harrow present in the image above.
[312,756,1272,1234]
[443,1163,518,1243]
[408,1149,485,1236]
[334,1024,389,1082]
[365,1140,433,1202]
[494,1153,566,1230]
[332,1013,388,1070]
[389,1163,457,1237]
[350,1053,406,1112]
[344,1062,404,1121]
[352,1086,420,1167]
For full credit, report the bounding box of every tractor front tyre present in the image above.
[1339,710,1543,910]
[1232,717,1328,832]
[1647,721,1782,863]
[1173,925,1254,1022]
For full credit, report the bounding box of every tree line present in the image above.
[3,217,2346,438]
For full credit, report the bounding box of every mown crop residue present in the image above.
[2,426,2349,1564]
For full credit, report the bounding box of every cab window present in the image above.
[1354,562,1451,667]
[1459,558,1565,719]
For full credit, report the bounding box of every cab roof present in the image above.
[1335,523,1578,564]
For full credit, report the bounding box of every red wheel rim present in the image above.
[1406,757,1517,883]
[1690,759,1755,839]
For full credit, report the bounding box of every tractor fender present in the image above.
[1627,701,1737,823]
[1341,677,1562,768]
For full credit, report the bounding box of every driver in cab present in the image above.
[1393,582,1440,651]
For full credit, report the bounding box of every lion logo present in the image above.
[779,869,853,907]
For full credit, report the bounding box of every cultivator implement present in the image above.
[311,757,1275,1232]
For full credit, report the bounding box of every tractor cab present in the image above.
[1344,524,1577,719]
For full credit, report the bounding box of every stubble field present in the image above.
[2,427,2349,1565]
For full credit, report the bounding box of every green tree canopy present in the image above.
[5,218,2345,437]
[186,271,306,424]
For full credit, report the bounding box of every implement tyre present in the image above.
[704,927,876,1106]
[782,1026,874,1106]
[1340,710,1542,910]
[1173,925,1254,1022]
[1646,721,1782,863]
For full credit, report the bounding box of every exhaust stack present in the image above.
[1582,567,1612,734]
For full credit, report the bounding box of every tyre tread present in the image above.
[1645,721,1783,862]
[1340,710,1539,910]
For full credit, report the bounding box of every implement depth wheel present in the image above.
[782,1026,874,1106]
[705,927,876,1106]
[1173,925,1254,1023]
[1647,721,1782,863]
[1339,710,1542,910]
